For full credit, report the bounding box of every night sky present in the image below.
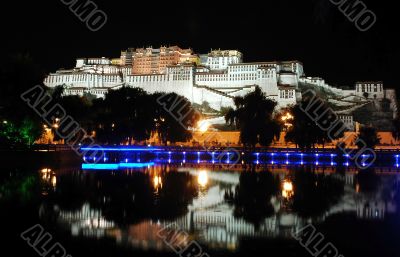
[2,0,399,88]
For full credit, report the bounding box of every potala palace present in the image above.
[44,46,398,131]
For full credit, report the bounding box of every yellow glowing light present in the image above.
[153,175,162,188]
[51,176,57,188]
[283,181,293,191]
[41,168,51,173]
[281,113,293,121]
[282,180,294,199]
[198,120,210,133]
[53,124,59,128]
[197,171,208,187]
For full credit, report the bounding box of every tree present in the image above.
[292,166,344,217]
[225,86,281,148]
[392,116,400,141]
[93,87,155,145]
[285,105,324,150]
[152,92,199,145]
[224,170,279,227]
[285,100,342,150]
[0,54,46,148]
[355,126,380,149]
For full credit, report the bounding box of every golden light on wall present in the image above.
[197,120,210,133]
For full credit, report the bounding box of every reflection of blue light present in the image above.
[119,162,155,168]
[271,161,274,164]
[331,162,334,166]
[331,154,334,157]
[345,162,349,166]
[301,162,304,165]
[286,161,289,165]
[316,154,319,157]
[286,153,289,156]
[82,162,154,170]
[82,164,119,170]
[271,153,275,156]
[125,158,128,163]
[83,157,86,161]
[315,162,319,165]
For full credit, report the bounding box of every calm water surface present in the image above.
[1,160,400,257]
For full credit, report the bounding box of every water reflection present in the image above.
[23,165,400,252]
[197,170,208,187]
[282,180,294,199]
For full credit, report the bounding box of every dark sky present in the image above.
[2,0,399,88]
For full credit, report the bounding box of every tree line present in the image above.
[0,54,382,150]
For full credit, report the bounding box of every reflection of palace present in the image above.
[43,168,399,251]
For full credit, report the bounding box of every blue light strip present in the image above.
[82,162,154,170]
[80,147,162,152]
[82,163,119,170]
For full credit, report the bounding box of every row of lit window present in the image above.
[280,90,294,99]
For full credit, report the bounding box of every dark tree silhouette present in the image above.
[225,86,281,149]
[93,87,155,145]
[392,117,400,141]
[0,54,46,148]
[285,100,342,150]
[152,92,199,145]
[224,170,280,228]
[292,167,344,217]
[355,126,380,149]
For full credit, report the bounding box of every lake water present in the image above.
[1,151,400,257]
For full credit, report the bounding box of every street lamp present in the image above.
[281,112,293,130]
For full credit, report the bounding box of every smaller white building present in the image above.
[205,50,243,70]
[338,115,355,131]
[355,81,384,99]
